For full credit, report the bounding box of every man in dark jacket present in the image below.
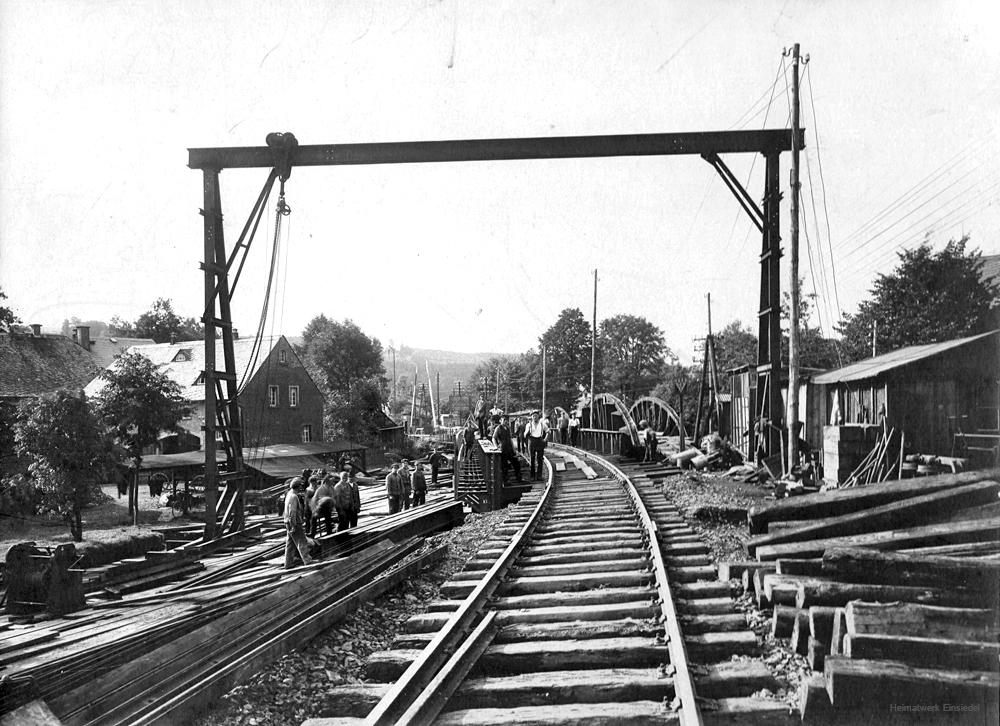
[333,472,353,531]
[474,394,488,439]
[428,448,445,485]
[411,464,427,506]
[346,469,361,527]
[493,415,523,483]
[385,464,402,514]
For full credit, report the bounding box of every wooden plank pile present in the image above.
[726,467,1000,723]
[0,500,465,722]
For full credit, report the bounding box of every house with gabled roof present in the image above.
[86,335,324,453]
[0,327,100,402]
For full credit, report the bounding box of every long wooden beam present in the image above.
[189,129,801,170]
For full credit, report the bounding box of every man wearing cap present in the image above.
[385,463,403,514]
[474,394,488,439]
[411,463,427,506]
[283,477,314,569]
[400,460,412,510]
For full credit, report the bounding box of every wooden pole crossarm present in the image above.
[189,129,800,170]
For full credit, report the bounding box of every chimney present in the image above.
[232,328,239,340]
[75,325,91,350]
[30,323,42,337]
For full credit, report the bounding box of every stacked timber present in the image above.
[729,467,1000,724]
[0,500,465,722]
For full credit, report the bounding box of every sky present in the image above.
[1,0,998,363]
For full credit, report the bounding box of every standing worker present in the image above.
[385,463,402,514]
[283,478,314,569]
[411,463,427,506]
[400,460,413,510]
[474,394,488,438]
[558,410,570,444]
[428,447,444,486]
[309,474,336,536]
[347,468,361,527]
[462,421,477,460]
[525,410,549,482]
[333,472,353,531]
[493,415,523,483]
[569,411,580,446]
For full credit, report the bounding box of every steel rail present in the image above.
[363,456,555,725]
[552,443,704,726]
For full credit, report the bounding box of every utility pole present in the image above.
[541,345,547,415]
[496,365,501,407]
[872,320,878,358]
[590,268,597,408]
[436,371,441,428]
[411,364,419,432]
[390,346,396,410]
[426,361,437,432]
[786,42,804,476]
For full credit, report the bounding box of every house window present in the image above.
[288,385,299,408]
[268,385,279,408]
[173,349,192,363]
[301,425,312,443]
[279,349,288,365]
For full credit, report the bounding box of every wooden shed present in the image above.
[812,330,1000,465]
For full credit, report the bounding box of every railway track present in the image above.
[311,446,796,726]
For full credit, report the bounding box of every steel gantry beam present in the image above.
[190,127,803,535]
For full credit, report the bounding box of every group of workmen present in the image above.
[463,406,566,484]
[282,465,362,569]
[382,458,432,514]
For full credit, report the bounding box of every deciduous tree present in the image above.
[836,238,1000,362]
[302,317,386,394]
[537,308,593,412]
[599,314,670,401]
[110,298,204,343]
[13,391,117,541]
[0,287,20,330]
[94,352,186,524]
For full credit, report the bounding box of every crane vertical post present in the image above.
[758,150,784,462]
[201,169,221,540]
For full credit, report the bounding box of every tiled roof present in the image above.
[85,335,291,401]
[88,337,156,368]
[0,333,101,399]
[980,253,1000,290]
[813,329,999,385]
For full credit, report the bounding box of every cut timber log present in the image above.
[823,656,1000,713]
[743,564,776,595]
[747,479,1000,555]
[754,516,1000,561]
[807,637,825,671]
[758,573,803,609]
[771,605,807,639]
[845,601,1000,640]
[775,558,823,576]
[830,608,847,656]
[821,546,1000,595]
[718,561,772,582]
[790,614,810,656]
[747,468,999,535]
[843,633,1000,672]
[808,606,839,645]
[795,579,985,609]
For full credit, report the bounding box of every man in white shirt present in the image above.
[525,410,549,481]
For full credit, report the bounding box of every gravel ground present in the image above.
[657,470,812,712]
[194,507,510,726]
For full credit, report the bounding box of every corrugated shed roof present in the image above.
[88,337,155,368]
[0,333,101,398]
[813,329,999,384]
[85,335,289,400]
[137,440,365,471]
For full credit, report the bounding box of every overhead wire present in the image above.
[840,173,1000,276]
[802,63,843,322]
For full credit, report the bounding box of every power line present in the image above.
[803,64,842,319]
